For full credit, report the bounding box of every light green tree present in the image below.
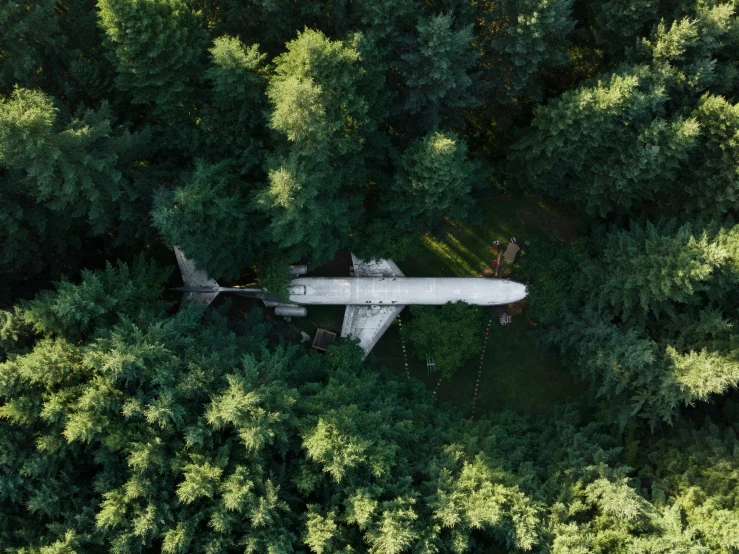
[258,29,372,265]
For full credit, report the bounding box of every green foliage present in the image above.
[97,0,208,124]
[22,257,171,341]
[401,13,481,127]
[5,1,739,552]
[582,220,733,320]
[200,36,268,174]
[687,94,739,216]
[637,413,739,552]
[540,220,739,427]
[257,254,292,301]
[0,87,149,291]
[388,130,478,231]
[267,29,372,157]
[588,0,661,57]
[512,3,739,218]
[406,302,484,379]
[349,219,424,263]
[4,264,739,552]
[477,0,575,103]
[0,88,144,234]
[516,238,589,322]
[153,160,260,278]
[258,29,372,265]
[0,0,62,91]
[512,68,698,215]
[0,267,542,552]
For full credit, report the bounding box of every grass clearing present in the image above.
[279,195,587,416]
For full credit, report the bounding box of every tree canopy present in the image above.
[4,0,739,551]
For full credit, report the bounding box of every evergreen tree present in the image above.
[401,13,481,129]
[152,160,262,279]
[0,87,149,292]
[0,88,145,235]
[200,36,268,175]
[0,0,63,91]
[540,220,739,427]
[388,130,478,231]
[97,0,208,125]
[582,220,731,321]
[257,29,373,265]
[511,67,698,216]
[477,0,575,103]
[406,302,483,379]
[511,3,739,218]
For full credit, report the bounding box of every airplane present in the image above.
[172,246,528,359]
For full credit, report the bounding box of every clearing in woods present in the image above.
[284,196,588,416]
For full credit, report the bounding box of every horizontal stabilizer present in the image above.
[173,246,220,309]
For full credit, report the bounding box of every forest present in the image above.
[2,0,739,552]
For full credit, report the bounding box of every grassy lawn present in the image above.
[377,195,587,416]
[275,195,587,416]
[372,310,587,416]
[402,195,578,278]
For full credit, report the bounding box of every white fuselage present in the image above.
[287,277,527,306]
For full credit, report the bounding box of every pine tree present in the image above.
[152,160,262,279]
[0,0,63,91]
[200,36,268,174]
[97,0,208,125]
[582,220,729,321]
[406,302,483,379]
[511,3,739,217]
[477,0,575,103]
[0,87,149,291]
[258,29,372,265]
[540,220,739,427]
[401,13,481,129]
[388,130,478,231]
[511,68,698,216]
[686,94,739,217]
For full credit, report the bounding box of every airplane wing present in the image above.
[351,253,404,277]
[344,255,405,357]
[341,304,405,359]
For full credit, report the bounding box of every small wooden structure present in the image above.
[312,328,337,351]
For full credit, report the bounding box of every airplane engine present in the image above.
[289,265,308,275]
[275,306,307,317]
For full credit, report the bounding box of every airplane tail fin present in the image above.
[174,246,221,309]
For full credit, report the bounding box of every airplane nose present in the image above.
[512,282,527,302]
